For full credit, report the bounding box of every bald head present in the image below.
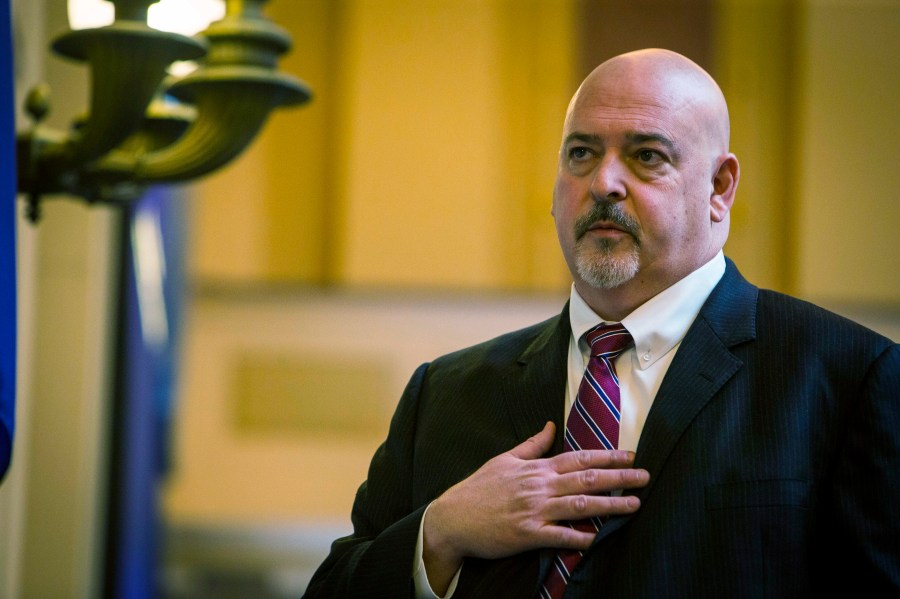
[568,49,731,159]
[552,48,741,318]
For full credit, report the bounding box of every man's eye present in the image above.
[637,149,661,163]
[569,147,590,160]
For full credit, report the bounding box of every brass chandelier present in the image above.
[16,0,311,222]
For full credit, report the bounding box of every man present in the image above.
[304,49,900,598]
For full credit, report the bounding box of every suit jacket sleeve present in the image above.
[828,342,900,592]
[303,363,431,599]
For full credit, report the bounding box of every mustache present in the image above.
[574,202,640,241]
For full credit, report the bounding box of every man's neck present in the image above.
[576,255,724,321]
[576,277,676,322]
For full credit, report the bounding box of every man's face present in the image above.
[552,66,721,302]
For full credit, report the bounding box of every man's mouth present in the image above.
[574,205,639,242]
[588,221,627,233]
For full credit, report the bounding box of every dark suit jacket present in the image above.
[304,259,900,598]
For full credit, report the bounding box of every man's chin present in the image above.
[574,249,640,289]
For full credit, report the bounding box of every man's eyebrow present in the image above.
[563,132,603,146]
[563,131,679,156]
[626,132,678,157]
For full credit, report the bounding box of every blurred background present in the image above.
[1,0,898,597]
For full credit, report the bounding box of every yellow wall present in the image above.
[795,0,900,304]
[717,0,900,305]
[714,0,799,292]
[191,0,574,291]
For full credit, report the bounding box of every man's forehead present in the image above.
[563,80,719,151]
[571,76,700,118]
[563,98,684,142]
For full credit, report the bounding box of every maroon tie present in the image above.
[539,323,633,599]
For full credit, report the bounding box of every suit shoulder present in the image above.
[756,288,896,350]
[429,311,565,372]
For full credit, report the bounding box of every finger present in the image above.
[537,524,595,552]
[543,494,641,523]
[550,448,636,474]
[508,421,556,460]
[553,467,650,496]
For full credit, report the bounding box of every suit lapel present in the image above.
[598,259,758,539]
[499,303,571,453]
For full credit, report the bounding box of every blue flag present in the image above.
[0,0,17,482]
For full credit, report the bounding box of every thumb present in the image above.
[508,421,556,460]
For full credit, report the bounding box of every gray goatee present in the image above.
[573,203,641,289]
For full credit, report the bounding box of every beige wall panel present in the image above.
[189,143,270,282]
[336,0,506,288]
[796,0,900,304]
[9,1,118,596]
[261,0,341,283]
[19,204,117,599]
[335,0,577,290]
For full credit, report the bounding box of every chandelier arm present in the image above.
[88,68,308,183]
[136,91,271,182]
[49,23,206,168]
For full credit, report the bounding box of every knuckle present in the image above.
[571,494,588,513]
[556,528,573,547]
[575,451,592,468]
[580,468,598,489]
[550,525,572,547]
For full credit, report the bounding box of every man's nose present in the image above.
[589,153,626,202]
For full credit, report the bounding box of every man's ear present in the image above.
[710,154,739,222]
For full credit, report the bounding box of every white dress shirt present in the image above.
[414,252,726,598]
[567,251,725,451]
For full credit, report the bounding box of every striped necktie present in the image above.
[539,322,633,599]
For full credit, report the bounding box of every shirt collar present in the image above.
[569,252,726,370]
